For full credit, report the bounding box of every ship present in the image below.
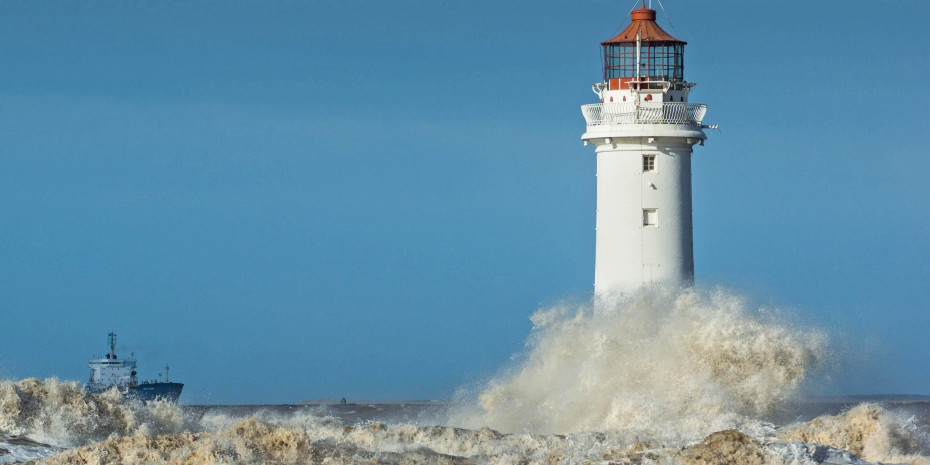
[86,332,183,402]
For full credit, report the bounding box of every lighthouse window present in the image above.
[643,154,656,172]
[603,42,684,83]
[643,209,658,227]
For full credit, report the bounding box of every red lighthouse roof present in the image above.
[602,7,684,45]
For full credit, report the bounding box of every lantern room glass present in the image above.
[602,42,684,82]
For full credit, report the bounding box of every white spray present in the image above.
[451,287,827,439]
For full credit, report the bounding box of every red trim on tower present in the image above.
[611,77,660,90]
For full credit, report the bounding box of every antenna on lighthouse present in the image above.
[654,0,682,39]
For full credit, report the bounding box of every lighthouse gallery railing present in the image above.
[581,102,707,126]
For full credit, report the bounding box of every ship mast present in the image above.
[107,332,117,359]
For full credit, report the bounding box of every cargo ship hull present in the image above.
[131,382,184,402]
[86,382,184,402]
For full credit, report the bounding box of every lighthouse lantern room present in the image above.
[581,4,713,297]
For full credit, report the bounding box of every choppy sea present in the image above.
[3,287,929,464]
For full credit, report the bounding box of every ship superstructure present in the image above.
[86,332,183,402]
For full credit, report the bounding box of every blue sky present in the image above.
[1,0,927,404]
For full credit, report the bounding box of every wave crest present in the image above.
[779,404,930,465]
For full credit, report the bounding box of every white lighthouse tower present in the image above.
[581,5,713,297]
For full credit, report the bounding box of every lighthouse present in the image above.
[581,5,713,297]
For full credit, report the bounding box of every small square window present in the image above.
[643,208,658,227]
[643,154,656,172]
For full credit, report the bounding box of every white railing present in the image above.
[581,102,707,126]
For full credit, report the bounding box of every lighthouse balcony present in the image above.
[581,102,707,127]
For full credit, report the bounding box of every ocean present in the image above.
[3,287,928,464]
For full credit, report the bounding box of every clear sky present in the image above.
[1,0,927,404]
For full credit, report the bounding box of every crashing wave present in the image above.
[0,378,191,447]
[451,287,826,439]
[24,409,930,465]
[779,403,929,465]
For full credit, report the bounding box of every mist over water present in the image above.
[2,287,929,465]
